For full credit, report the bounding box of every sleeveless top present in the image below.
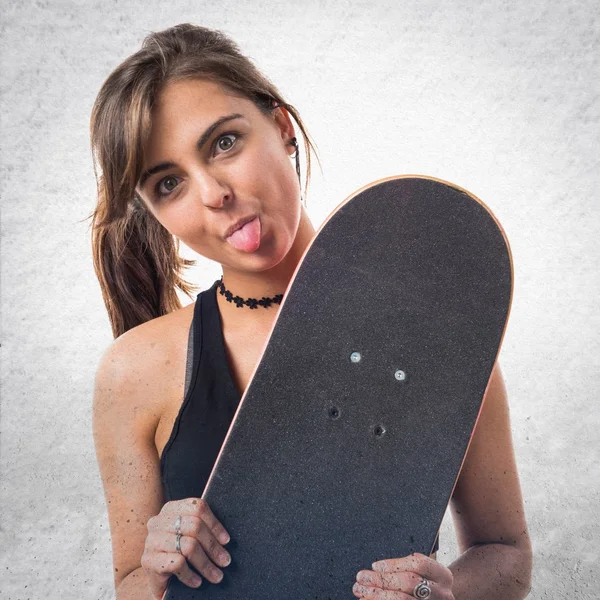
[160,279,241,502]
[159,279,440,553]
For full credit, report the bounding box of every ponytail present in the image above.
[91,189,196,339]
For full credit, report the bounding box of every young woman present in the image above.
[90,23,532,600]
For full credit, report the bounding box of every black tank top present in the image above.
[160,279,240,502]
[159,279,440,552]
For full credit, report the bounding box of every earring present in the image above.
[290,137,306,208]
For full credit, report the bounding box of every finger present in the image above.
[352,582,412,599]
[150,525,226,584]
[181,515,232,569]
[142,551,203,593]
[178,534,225,584]
[372,552,452,586]
[178,498,229,544]
[163,498,230,545]
[357,569,430,592]
[356,569,448,597]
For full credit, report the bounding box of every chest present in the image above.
[221,325,271,398]
[155,316,271,459]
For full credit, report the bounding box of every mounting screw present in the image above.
[394,370,406,381]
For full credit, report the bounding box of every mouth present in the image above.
[223,215,258,239]
[224,215,262,253]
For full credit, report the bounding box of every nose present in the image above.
[193,170,232,209]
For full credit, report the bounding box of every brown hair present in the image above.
[88,23,320,339]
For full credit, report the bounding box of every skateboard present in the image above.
[164,175,513,599]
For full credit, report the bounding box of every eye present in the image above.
[155,175,181,199]
[213,132,240,155]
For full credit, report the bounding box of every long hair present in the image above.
[88,23,320,338]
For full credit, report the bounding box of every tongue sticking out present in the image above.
[226,217,261,252]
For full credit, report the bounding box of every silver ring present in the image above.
[413,577,432,599]
[174,515,183,554]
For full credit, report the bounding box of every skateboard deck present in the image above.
[164,175,513,599]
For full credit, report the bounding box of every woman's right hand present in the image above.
[141,497,232,599]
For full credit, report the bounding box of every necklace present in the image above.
[217,276,284,309]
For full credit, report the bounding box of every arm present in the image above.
[447,362,533,599]
[116,567,157,600]
[352,362,532,600]
[92,333,166,598]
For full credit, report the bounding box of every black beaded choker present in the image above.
[217,276,284,309]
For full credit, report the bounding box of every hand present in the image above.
[353,552,454,599]
[141,497,232,599]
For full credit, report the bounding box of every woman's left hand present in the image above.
[353,552,455,599]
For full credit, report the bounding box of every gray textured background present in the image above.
[1,0,598,598]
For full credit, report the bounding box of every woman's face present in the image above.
[135,78,301,271]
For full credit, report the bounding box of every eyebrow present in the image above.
[138,113,245,189]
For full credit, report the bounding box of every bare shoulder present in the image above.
[94,302,195,436]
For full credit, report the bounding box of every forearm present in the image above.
[116,567,157,600]
[448,543,532,599]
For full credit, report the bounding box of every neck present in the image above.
[218,207,316,320]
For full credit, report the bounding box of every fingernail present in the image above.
[219,532,230,544]
[191,576,202,587]
[356,571,370,584]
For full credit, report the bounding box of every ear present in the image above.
[271,105,296,154]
